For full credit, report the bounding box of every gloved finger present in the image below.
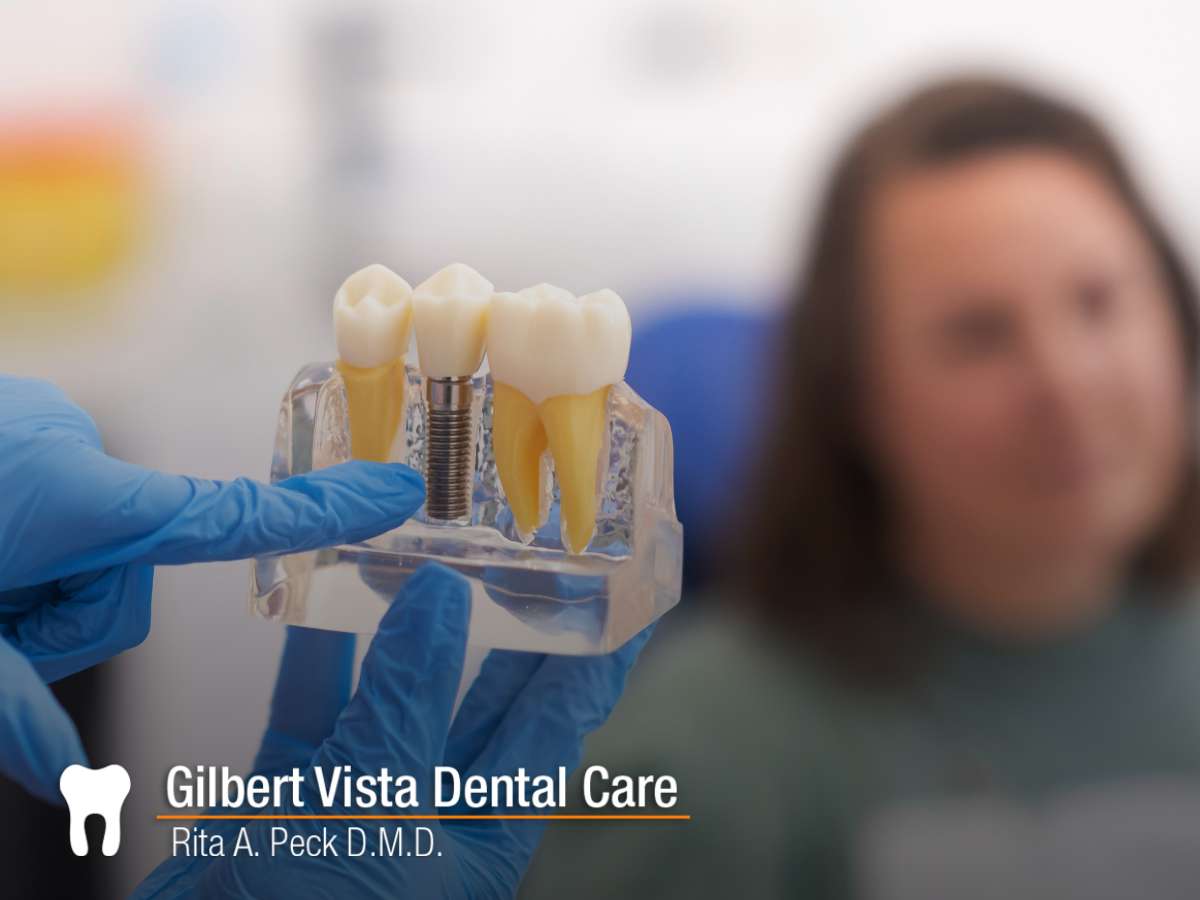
[311,564,470,779]
[138,462,425,564]
[460,566,605,764]
[2,563,153,684]
[466,623,655,778]
[0,638,88,804]
[252,626,356,777]
[442,649,544,772]
[449,623,655,859]
[0,446,425,589]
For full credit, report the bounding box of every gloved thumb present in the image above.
[0,639,87,804]
[310,564,470,778]
[252,627,356,777]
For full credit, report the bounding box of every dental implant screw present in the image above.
[424,376,475,521]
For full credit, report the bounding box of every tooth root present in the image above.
[337,359,407,462]
[539,386,610,554]
[59,763,131,857]
[492,380,549,538]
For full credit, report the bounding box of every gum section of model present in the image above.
[250,360,682,654]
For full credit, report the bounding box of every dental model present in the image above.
[333,264,413,462]
[413,263,494,520]
[487,283,632,553]
[254,266,682,654]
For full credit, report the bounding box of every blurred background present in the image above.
[2,0,1199,895]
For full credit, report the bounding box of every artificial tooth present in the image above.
[487,284,631,552]
[413,262,493,378]
[60,763,132,857]
[332,264,413,462]
[413,262,495,520]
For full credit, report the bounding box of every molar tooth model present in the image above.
[251,264,682,655]
[488,284,631,554]
[333,265,413,462]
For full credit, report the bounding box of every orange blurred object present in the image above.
[0,114,144,298]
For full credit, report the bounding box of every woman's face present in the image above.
[862,149,1189,610]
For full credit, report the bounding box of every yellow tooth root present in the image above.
[337,359,407,462]
[539,386,610,554]
[492,381,549,538]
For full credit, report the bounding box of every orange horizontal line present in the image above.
[157,814,689,821]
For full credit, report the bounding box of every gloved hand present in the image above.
[0,638,87,805]
[0,374,426,800]
[135,564,654,899]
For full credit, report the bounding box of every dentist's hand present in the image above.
[135,564,655,899]
[0,374,426,802]
[0,375,425,684]
[0,638,87,804]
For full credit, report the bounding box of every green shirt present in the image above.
[520,592,1200,898]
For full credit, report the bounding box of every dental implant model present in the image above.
[488,284,631,554]
[252,263,682,656]
[412,263,492,522]
[333,264,413,462]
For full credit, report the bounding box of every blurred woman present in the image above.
[522,77,1200,898]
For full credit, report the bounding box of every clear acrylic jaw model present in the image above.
[250,361,684,655]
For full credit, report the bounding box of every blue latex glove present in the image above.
[0,638,87,805]
[136,564,655,899]
[0,374,426,800]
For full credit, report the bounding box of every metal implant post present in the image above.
[424,376,475,521]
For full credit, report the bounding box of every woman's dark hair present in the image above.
[738,75,1200,683]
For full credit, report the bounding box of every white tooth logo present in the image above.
[59,764,131,856]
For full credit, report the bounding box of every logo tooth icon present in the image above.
[487,284,631,553]
[59,764,131,856]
